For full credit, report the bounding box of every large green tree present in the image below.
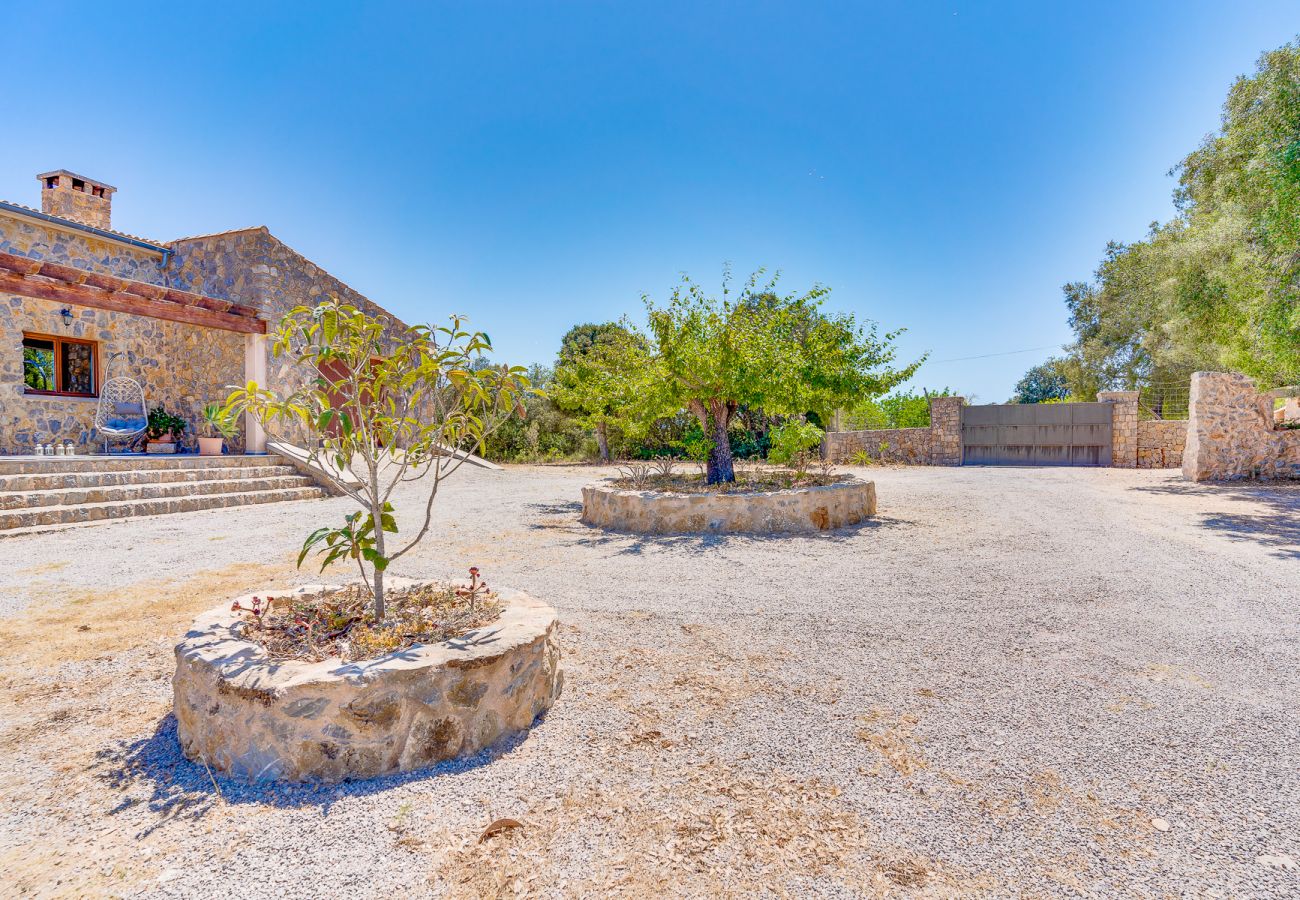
[1012,359,1071,403]
[1060,39,1300,394]
[551,322,647,462]
[635,270,920,484]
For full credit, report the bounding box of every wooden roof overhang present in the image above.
[0,249,266,334]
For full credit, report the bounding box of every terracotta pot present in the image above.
[197,436,224,456]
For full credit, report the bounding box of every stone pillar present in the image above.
[243,333,268,454]
[1183,371,1298,481]
[1097,390,1139,468]
[928,396,963,465]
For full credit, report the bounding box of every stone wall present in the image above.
[824,396,964,466]
[1097,391,1139,468]
[1137,420,1186,469]
[0,293,245,453]
[823,427,930,464]
[1183,372,1300,481]
[582,479,876,534]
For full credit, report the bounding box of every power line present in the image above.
[928,344,1065,364]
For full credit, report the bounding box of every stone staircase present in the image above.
[0,454,327,535]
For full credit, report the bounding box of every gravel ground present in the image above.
[0,463,1297,897]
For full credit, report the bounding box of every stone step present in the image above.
[0,454,281,476]
[0,475,317,511]
[0,485,328,532]
[0,464,302,493]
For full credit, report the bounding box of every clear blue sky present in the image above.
[2,3,1293,401]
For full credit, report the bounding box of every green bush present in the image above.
[767,421,825,465]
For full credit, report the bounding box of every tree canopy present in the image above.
[1051,39,1300,397]
[1011,360,1071,404]
[629,269,920,483]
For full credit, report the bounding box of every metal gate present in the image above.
[961,403,1112,466]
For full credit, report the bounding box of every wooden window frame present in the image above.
[22,332,100,398]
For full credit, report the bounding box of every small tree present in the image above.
[635,270,920,484]
[551,321,648,462]
[224,299,529,620]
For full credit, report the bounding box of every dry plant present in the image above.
[616,460,655,489]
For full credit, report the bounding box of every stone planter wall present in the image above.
[1183,372,1300,481]
[173,582,562,782]
[581,478,876,534]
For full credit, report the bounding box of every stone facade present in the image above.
[0,174,412,455]
[1183,372,1300,481]
[0,213,167,284]
[174,582,562,782]
[823,427,931,464]
[0,293,245,453]
[168,228,411,444]
[1098,391,1139,468]
[581,479,876,534]
[1137,419,1187,469]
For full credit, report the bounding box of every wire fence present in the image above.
[1136,377,1193,421]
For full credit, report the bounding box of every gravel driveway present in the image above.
[0,464,1296,897]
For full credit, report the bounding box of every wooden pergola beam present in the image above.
[0,250,266,335]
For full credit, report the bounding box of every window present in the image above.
[71,178,85,192]
[22,333,97,397]
[45,176,58,189]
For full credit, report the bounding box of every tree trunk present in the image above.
[692,399,736,484]
[596,421,610,463]
[372,520,386,621]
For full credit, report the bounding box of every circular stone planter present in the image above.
[580,477,876,535]
[173,579,562,782]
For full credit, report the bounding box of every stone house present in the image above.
[0,169,406,454]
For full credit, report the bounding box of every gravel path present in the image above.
[0,464,1297,897]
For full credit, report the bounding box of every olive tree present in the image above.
[551,321,648,462]
[224,298,529,619]
[636,270,921,484]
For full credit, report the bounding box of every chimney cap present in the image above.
[37,169,117,192]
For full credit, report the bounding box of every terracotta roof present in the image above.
[0,200,167,250]
[0,249,265,334]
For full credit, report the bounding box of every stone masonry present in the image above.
[928,396,963,465]
[1098,390,1139,468]
[1183,371,1300,481]
[824,396,965,466]
[823,426,931,464]
[1137,419,1186,469]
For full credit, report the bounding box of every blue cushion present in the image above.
[103,417,147,431]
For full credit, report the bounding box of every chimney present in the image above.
[37,169,116,230]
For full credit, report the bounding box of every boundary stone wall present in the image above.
[823,427,930,464]
[1183,372,1300,481]
[823,396,964,466]
[1137,420,1187,469]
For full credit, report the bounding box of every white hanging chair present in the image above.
[94,356,149,453]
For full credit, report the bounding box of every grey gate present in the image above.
[961,403,1112,466]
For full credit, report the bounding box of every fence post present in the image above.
[1097,390,1139,468]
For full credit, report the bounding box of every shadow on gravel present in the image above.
[525,500,584,516]
[90,712,542,833]
[1132,480,1300,559]
[557,514,915,556]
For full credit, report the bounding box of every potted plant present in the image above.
[145,407,187,454]
[172,298,559,782]
[198,403,239,456]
